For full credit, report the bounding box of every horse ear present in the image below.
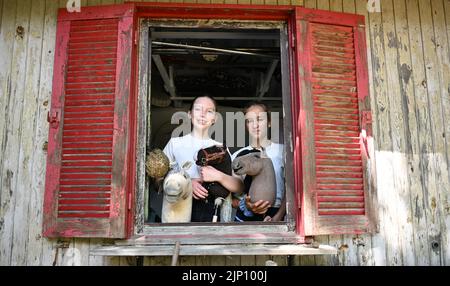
[181,161,193,170]
[169,161,178,170]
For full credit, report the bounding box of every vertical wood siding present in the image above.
[0,0,449,265]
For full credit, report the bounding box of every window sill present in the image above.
[90,224,337,257]
[90,243,337,257]
[136,223,298,245]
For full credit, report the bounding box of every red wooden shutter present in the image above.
[43,4,136,238]
[292,8,376,235]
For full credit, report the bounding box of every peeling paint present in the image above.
[5,169,13,197]
[414,195,423,219]
[400,64,412,85]
[16,26,25,39]
[387,32,399,48]
[421,80,427,88]
[431,197,436,210]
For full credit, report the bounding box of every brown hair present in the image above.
[189,94,217,112]
[244,101,271,122]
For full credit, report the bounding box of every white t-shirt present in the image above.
[232,142,285,208]
[163,133,223,179]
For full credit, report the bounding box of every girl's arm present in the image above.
[200,166,244,194]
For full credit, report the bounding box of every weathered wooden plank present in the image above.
[298,254,316,265]
[0,0,17,263]
[445,0,450,50]
[55,239,74,266]
[119,256,137,266]
[179,256,196,266]
[354,0,376,266]
[136,12,149,234]
[393,0,429,266]
[342,0,373,266]
[304,0,316,9]
[209,255,226,265]
[255,255,270,266]
[118,232,301,245]
[381,0,415,266]
[265,0,278,5]
[71,239,90,265]
[317,0,329,10]
[405,0,437,266]
[250,0,263,5]
[342,0,355,13]
[196,0,211,4]
[148,256,171,266]
[418,0,447,266]
[314,0,354,265]
[101,0,117,5]
[373,0,406,266]
[239,255,255,266]
[0,0,3,31]
[365,0,391,266]
[143,257,152,266]
[330,0,342,12]
[88,0,102,6]
[313,235,331,265]
[0,0,31,266]
[278,0,290,5]
[11,0,45,266]
[92,244,337,257]
[88,239,105,265]
[430,0,450,265]
[272,255,287,266]
[225,255,241,266]
[290,0,304,6]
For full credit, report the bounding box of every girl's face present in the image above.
[245,105,269,141]
[189,97,217,132]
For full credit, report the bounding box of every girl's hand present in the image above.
[245,195,271,215]
[232,197,241,209]
[200,166,223,183]
[192,178,208,200]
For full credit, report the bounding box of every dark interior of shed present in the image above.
[147,27,283,223]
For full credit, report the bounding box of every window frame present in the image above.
[134,18,300,243]
[126,3,377,243]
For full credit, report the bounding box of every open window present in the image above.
[142,23,293,226]
[43,3,377,245]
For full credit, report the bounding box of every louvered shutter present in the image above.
[43,5,136,238]
[292,8,376,235]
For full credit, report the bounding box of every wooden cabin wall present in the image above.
[0,0,449,266]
